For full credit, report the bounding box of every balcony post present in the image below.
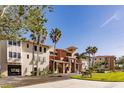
[69,60,72,73]
[63,63,65,74]
[53,61,55,73]
[74,60,76,73]
[56,62,59,73]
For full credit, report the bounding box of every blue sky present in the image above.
[45,5,124,57]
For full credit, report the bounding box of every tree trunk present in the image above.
[36,35,40,76]
[36,47,39,76]
[32,42,35,75]
[53,43,56,73]
[92,54,95,67]
[88,54,90,69]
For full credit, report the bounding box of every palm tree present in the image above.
[25,6,50,76]
[36,28,47,76]
[49,28,62,73]
[74,53,86,62]
[86,46,92,68]
[85,46,98,69]
[91,46,98,67]
[30,33,37,75]
[74,53,86,72]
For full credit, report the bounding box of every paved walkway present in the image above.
[20,79,124,88]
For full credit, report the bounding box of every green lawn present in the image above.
[0,85,13,88]
[71,72,124,82]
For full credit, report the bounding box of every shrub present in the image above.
[31,71,37,76]
[97,69,105,73]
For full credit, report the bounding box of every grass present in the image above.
[0,85,13,88]
[71,72,124,82]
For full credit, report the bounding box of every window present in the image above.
[13,41,16,46]
[27,44,29,48]
[9,52,21,59]
[8,40,20,46]
[99,58,102,60]
[39,47,42,52]
[18,53,21,59]
[8,40,12,45]
[13,52,17,58]
[27,54,29,59]
[67,53,72,56]
[50,52,54,55]
[9,52,12,58]
[34,46,37,51]
[17,41,20,46]
[34,67,37,71]
[44,48,46,53]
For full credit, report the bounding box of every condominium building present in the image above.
[95,56,116,71]
[49,46,84,73]
[0,40,51,76]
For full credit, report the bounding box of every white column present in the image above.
[78,64,80,72]
[69,59,71,73]
[52,61,55,73]
[69,62,71,73]
[63,63,65,74]
[74,61,76,73]
[56,62,59,73]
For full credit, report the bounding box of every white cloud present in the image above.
[100,13,119,28]
[100,6,124,28]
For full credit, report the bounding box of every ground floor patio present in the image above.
[49,60,82,74]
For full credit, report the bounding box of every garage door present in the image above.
[8,65,21,76]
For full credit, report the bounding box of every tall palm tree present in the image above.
[74,53,86,72]
[25,6,49,76]
[86,46,92,68]
[36,28,47,76]
[91,46,98,67]
[85,46,98,69]
[49,28,62,73]
[74,53,86,62]
[30,28,47,76]
[30,33,37,75]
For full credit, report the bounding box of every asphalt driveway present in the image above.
[0,73,75,87]
[20,79,124,88]
[1,73,124,88]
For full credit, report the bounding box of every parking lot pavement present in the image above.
[20,79,124,88]
[0,74,75,87]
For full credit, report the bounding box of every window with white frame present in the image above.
[9,52,12,58]
[8,40,12,45]
[9,51,21,59]
[13,52,17,58]
[8,40,20,46]
[18,53,21,59]
[39,47,42,52]
[44,48,46,53]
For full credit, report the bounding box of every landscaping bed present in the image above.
[71,72,124,82]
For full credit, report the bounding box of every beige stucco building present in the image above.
[0,40,51,76]
[94,56,116,71]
